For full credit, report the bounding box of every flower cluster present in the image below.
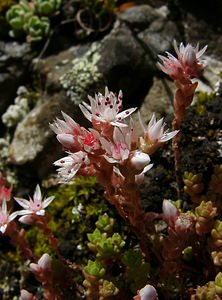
[51,87,178,184]
[158,40,207,81]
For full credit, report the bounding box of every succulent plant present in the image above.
[24,15,50,42]
[34,0,61,16]
[6,2,33,37]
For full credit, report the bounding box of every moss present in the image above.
[26,176,110,263]
[195,91,215,116]
[25,227,53,257]
[0,249,20,299]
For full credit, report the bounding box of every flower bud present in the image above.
[20,289,37,300]
[38,253,52,271]
[130,151,151,171]
[57,133,74,149]
[162,199,179,227]
[134,284,158,300]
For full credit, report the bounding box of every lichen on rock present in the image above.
[60,43,102,104]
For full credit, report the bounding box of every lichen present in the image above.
[60,43,103,103]
[0,137,18,186]
[2,86,30,128]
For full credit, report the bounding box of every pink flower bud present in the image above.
[162,199,179,227]
[38,253,52,271]
[130,151,151,171]
[162,200,178,219]
[29,262,41,274]
[57,133,74,149]
[20,289,37,300]
[134,284,158,300]
[30,253,52,275]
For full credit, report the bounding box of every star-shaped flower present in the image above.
[158,40,207,80]
[139,113,179,154]
[54,151,90,182]
[100,126,131,164]
[14,185,54,218]
[79,87,137,128]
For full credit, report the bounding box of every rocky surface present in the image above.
[0,41,34,118]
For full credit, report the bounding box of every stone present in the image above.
[8,91,77,177]
[0,41,34,117]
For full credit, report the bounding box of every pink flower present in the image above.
[79,129,101,153]
[100,126,131,163]
[139,113,178,153]
[14,185,54,220]
[50,111,82,152]
[158,40,207,80]
[134,284,158,300]
[50,112,101,153]
[162,200,194,233]
[79,87,137,128]
[54,151,90,182]
[0,199,18,234]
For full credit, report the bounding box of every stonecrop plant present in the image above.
[6,0,61,42]
[1,40,222,300]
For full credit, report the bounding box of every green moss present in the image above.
[42,176,109,261]
[195,91,215,116]
[25,227,53,257]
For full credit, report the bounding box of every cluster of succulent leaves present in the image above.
[6,0,61,42]
[0,0,17,38]
[83,213,150,299]
[192,272,222,300]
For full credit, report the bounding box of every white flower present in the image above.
[100,127,131,163]
[0,199,18,234]
[138,113,178,153]
[14,185,54,217]
[174,40,207,67]
[50,111,82,135]
[158,40,207,80]
[79,87,137,127]
[54,151,90,182]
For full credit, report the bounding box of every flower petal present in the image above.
[14,197,30,209]
[42,196,55,209]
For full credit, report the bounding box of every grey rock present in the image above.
[0,41,34,116]
[8,91,78,177]
[118,4,160,31]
